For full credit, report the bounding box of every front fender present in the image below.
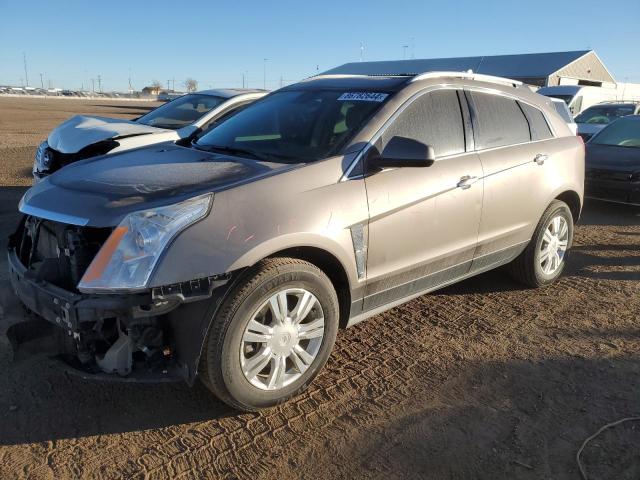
[149,155,368,290]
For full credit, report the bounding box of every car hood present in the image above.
[47,115,170,154]
[19,145,296,227]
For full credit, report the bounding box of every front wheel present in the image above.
[199,258,339,411]
[508,200,574,287]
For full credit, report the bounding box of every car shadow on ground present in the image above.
[333,356,640,480]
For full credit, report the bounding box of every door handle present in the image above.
[534,154,548,165]
[457,175,479,190]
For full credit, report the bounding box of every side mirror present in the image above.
[373,136,435,168]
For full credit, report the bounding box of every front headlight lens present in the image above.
[34,141,52,173]
[78,194,212,292]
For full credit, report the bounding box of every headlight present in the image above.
[78,194,212,292]
[34,141,52,173]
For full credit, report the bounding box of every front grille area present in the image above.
[45,140,119,175]
[15,216,112,291]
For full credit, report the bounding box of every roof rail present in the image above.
[410,71,523,87]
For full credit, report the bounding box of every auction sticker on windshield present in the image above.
[337,92,389,102]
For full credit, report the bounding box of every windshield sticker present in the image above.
[337,92,388,102]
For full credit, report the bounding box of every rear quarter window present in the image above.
[519,103,554,140]
[469,92,530,149]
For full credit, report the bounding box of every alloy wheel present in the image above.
[240,288,325,391]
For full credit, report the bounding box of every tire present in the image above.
[508,200,574,288]
[199,257,339,411]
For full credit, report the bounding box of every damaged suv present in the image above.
[32,89,266,181]
[9,69,584,411]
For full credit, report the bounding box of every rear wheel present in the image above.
[508,200,574,287]
[199,257,339,411]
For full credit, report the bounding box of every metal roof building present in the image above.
[323,50,616,87]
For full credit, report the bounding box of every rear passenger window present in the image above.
[469,92,530,149]
[519,102,553,140]
[383,89,465,157]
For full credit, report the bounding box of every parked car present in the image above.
[549,97,577,135]
[9,71,584,411]
[585,115,640,206]
[538,85,620,115]
[32,89,267,181]
[574,101,640,141]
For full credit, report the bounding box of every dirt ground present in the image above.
[0,97,638,480]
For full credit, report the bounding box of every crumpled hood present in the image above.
[47,115,169,154]
[20,145,295,226]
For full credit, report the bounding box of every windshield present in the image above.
[195,89,390,162]
[575,105,636,125]
[136,94,225,129]
[589,117,640,148]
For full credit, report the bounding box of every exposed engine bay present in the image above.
[7,216,229,382]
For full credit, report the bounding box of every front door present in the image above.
[363,88,483,311]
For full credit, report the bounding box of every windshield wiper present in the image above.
[193,143,272,161]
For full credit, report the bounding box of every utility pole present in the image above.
[402,45,408,60]
[263,58,268,90]
[97,74,102,92]
[23,52,29,86]
[172,77,175,91]
[167,79,170,91]
[39,73,44,89]
[91,78,95,93]
[242,72,245,88]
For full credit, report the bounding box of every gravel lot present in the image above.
[0,97,638,479]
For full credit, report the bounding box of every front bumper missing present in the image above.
[7,247,186,382]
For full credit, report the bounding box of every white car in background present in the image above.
[549,97,577,135]
[33,88,267,181]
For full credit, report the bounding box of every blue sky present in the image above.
[1,0,638,91]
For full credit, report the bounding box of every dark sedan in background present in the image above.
[585,115,640,206]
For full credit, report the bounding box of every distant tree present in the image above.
[151,80,162,90]
[185,78,198,92]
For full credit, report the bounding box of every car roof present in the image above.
[281,75,411,92]
[194,88,267,98]
[590,101,640,107]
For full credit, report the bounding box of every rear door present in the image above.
[466,90,555,267]
[363,88,483,311]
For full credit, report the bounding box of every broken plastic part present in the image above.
[95,333,134,376]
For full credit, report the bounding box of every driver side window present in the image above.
[382,89,465,158]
